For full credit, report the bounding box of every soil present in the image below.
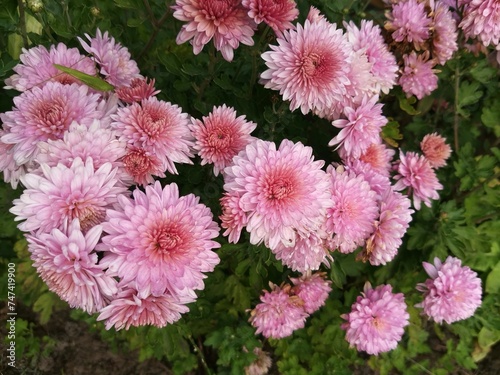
[1,301,499,375]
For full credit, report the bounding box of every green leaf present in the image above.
[486,259,500,294]
[53,64,114,91]
[481,101,500,137]
[399,95,420,115]
[458,81,483,109]
[381,120,403,147]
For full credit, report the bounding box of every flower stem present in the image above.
[17,0,29,48]
[187,335,212,375]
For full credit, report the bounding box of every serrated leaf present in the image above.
[381,120,403,147]
[53,64,114,91]
[486,260,500,294]
[399,95,420,115]
[458,80,483,108]
[481,102,500,137]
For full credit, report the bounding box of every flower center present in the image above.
[150,225,182,255]
[201,0,237,19]
[266,177,293,201]
[123,149,154,176]
[36,99,69,139]
[301,52,325,77]
[207,128,232,150]
[142,109,166,139]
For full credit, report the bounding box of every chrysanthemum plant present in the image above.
[1,0,499,374]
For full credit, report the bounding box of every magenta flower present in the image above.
[416,257,482,324]
[223,139,332,250]
[0,82,101,165]
[97,286,191,330]
[111,97,194,174]
[242,0,298,37]
[5,43,96,92]
[344,20,398,95]
[27,219,117,313]
[341,283,409,355]
[98,181,220,299]
[11,158,126,233]
[189,104,256,176]
[399,52,439,100]
[460,0,500,47]
[78,29,141,87]
[291,272,332,314]
[393,150,443,210]
[260,18,352,115]
[249,284,308,339]
[172,0,256,62]
[326,166,379,254]
[361,189,413,266]
[386,0,431,48]
[115,77,160,104]
[420,133,452,169]
[329,95,388,158]
[432,1,459,65]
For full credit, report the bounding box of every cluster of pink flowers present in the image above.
[1,30,228,330]
[249,272,332,339]
[172,0,299,62]
[385,0,458,99]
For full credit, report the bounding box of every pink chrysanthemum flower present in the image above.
[344,20,398,95]
[98,181,220,299]
[0,82,101,165]
[420,132,452,169]
[360,189,413,266]
[244,347,272,375]
[306,6,325,23]
[416,256,482,324]
[189,104,257,176]
[97,286,191,330]
[329,95,388,158]
[36,120,128,182]
[0,131,30,189]
[115,77,160,104]
[4,43,97,92]
[359,143,395,177]
[432,1,459,65]
[393,150,443,210]
[345,159,392,197]
[220,193,248,243]
[386,0,431,47]
[121,146,166,186]
[399,52,439,100]
[341,283,409,355]
[249,284,308,339]
[172,0,256,62]
[27,219,117,313]
[260,18,352,115]
[325,166,379,254]
[78,29,141,87]
[460,0,500,47]
[291,272,332,314]
[272,227,331,272]
[10,158,126,233]
[223,139,332,250]
[242,0,298,37]
[111,97,194,174]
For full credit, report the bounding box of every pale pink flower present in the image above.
[97,286,191,330]
[0,82,101,165]
[115,77,160,104]
[326,166,379,254]
[344,20,398,95]
[360,189,413,266]
[345,159,392,197]
[460,0,500,47]
[249,284,308,339]
[341,283,409,355]
[223,139,332,250]
[272,227,331,272]
[121,146,166,186]
[420,132,452,168]
[393,150,443,210]
[98,181,220,299]
[10,158,126,233]
[399,52,439,100]
[242,0,298,37]
[0,131,29,189]
[111,97,194,174]
[329,95,388,158]
[78,29,141,87]
[359,143,395,177]
[27,219,117,313]
[386,0,432,47]
[244,347,272,375]
[416,256,482,324]
[306,6,325,23]
[219,193,248,243]
[189,104,256,176]
[260,18,352,115]
[172,0,256,62]
[4,43,96,92]
[432,1,459,65]
[291,272,332,314]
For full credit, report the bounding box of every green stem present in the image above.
[187,335,212,375]
[17,0,29,48]
[137,10,170,60]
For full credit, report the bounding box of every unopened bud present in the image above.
[90,7,100,17]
